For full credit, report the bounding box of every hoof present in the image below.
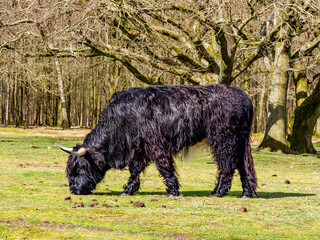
[120,193,130,196]
[166,193,179,197]
[208,195,217,198]
[240,195,251,198]
[240,192,258,198]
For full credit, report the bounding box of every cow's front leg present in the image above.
[155,156,180,197]
[121,160,147,196]
[121,174,140,196]
[209,169,235,197]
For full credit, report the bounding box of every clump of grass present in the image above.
[0,128,320,239]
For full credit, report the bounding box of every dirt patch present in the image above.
[1,218,25,225]
[133,202,145,207]
[57,184,68,187]
[173,233,191,240]
[0,126,90,136]
[88,202,99,207]
[101,203,113,208]
[1,218,136,235]
[75,202,84,208]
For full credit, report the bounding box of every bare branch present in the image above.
[232,21,285,80]
[291,35,320,60]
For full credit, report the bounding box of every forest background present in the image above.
[0,0,320,154]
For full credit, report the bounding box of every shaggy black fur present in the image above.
[65,84,257,197]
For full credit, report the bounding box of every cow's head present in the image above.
[58,145,104,195]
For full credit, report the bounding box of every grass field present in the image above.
[0,127,319,239]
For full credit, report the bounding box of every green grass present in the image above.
[0,128,319,239]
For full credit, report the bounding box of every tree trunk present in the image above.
[315,119,320,138]
[218,63,233,85]
[5,79,10,125]
[258,55,272,133]
[294,72,308,106]
[287,80,320,153]
[55,58,69,129]
[258,27,291,153]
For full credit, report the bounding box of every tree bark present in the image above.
[5,79,10,125]
[294,72,308,106]
[55,58,69,129]
[258,55,271,133]
[258,27,291,153]
[315,119,320,138]
[287,79,320,153]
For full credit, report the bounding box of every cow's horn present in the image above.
[57,145,87,156]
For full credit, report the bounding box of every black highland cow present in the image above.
[59,84,257,198]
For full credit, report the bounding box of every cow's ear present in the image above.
[88,151,105,168]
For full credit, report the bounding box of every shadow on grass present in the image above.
[93,190,315,199]
[251,191,316,199]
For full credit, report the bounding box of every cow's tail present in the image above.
[244,137,257,197]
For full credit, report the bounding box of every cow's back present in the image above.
[103,84,252,154]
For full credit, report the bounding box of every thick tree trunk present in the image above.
[287,80,320,153]
[258,29,291,153]
[294,72,308,106]
[218,63,233,85]
[55,58,70,129]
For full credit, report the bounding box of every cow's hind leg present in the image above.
[238,164,255,198]
[121,158,149,196]
[238,141,257,198]
[154,155,180,197]
[208,134,238,197]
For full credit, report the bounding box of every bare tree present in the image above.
[287,58,320,153]
[4,0,279,86]
[259,0,320,153]
[1,0,320,153]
